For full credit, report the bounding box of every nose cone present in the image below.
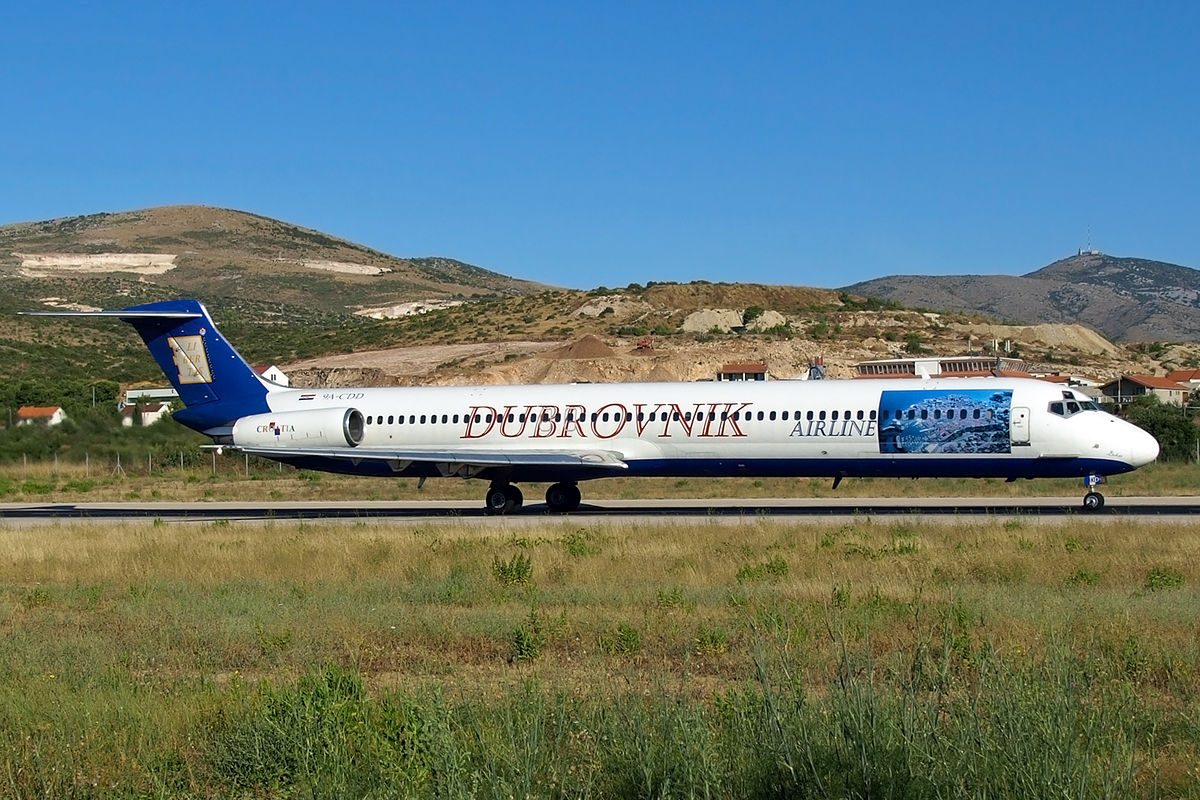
[1128,425,1160,467]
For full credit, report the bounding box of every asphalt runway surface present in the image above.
[1,496,1198,526]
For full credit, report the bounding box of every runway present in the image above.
[1,496,1198,526]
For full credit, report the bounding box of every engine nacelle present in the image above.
[231,408,364,449]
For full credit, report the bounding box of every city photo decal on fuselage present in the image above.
[877,390,1012,455]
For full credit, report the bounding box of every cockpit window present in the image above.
[1050,396,1100,418]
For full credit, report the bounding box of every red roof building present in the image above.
[1099,375,1189,407]
[16,406,67,426]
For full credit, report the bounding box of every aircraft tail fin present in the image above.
[22,299,274,431]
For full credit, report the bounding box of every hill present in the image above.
[0,204,1183,412]
[0,206,545,314]
[842,252,1200,343]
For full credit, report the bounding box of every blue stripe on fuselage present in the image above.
[259,455,1136,483]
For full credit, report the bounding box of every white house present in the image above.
[121,387,179,409]
[17,406,68,427]
[255,364,290,387]
[120,402,170,428]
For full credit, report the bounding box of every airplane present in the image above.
[23,299,1159,513]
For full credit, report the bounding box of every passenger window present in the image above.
[366,416,373,425]
[782,411,789,421]
[420,415,427,424]
[556,413,562,422]
[907,410,915,420]
[388,415,394,425]
[602,412,610,422]
[921,410,928,420]
[409,415,416,424]
[832,411,839,421]
[757,411,764,421]
[638,412,645,421]
[451,414,458,424]
[934,410,941,420]
[673,412,680,421]
[733,411,740,421]
[508,414,515,423]
[591,413,598,422]
[807,411,813,420]
[441,415,448,424]
[869,410,876,420]
[626,412,633,422]
[684,412,692,421]
[857,410,863,420]
[973,409,980,419]
[398,415,405,425]
[819,411,826,420]
[769,411,776,421]
[519,414,526,423]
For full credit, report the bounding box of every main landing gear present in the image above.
[484,482,581,514]
[1082,474,1106,513]
[485,484,524,515]
[545,482,582,513]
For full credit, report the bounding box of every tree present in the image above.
[1120,396,1197,462]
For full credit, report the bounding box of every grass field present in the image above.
[2,510,1199,798]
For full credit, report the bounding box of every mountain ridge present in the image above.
[844,252,1200,343]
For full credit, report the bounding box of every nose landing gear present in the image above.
[1082,474,1106,513]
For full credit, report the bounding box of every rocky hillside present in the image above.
[842,253,1200,343]
[0,206,545,315]
[285,284,1163,388]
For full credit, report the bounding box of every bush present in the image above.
[1120,396,1196,462]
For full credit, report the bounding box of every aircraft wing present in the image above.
[221,444,629,476]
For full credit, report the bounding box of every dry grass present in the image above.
[2,515,1199,796]
[0,458,1196,505]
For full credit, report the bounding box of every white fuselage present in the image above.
[247,376,1158,482]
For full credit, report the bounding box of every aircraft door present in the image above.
[1011,406,1030,445]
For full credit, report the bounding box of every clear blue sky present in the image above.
[2,1,1197,289]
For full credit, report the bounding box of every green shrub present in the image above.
[599,623,642,655]
[1144,566,1184,592]
[492,553,533,588]
[562,529,601,557]
[693,623,728,655]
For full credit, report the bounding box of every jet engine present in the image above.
[231,408,365,448]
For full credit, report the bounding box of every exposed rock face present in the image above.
[681,309,744,333]
[288,367,396,388]
[747,310,788,331]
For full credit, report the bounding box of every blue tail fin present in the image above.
[24,299,274,432]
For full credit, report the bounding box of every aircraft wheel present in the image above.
[1082,491,1105,512]
[485,485,520,515]
[546,482,581,512]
